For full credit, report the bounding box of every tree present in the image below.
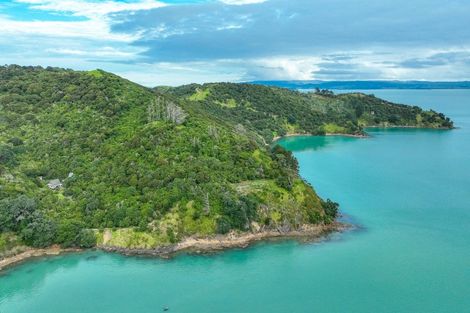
[7,137,24,146]
[20,212,57,248]
[0,145,16,166]
[56,220,84,247]
[147,96,187,124]
[321,199,339,221]
[0,196,37,232]
[216,216,231,234]
[78,229,97,248]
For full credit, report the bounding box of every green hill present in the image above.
[163,83,453,142]
[0,66,452,252]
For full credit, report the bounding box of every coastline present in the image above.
[0,222,347,272]
[1,125,451,273]
[100,222,347,258]
[272,125,453,143]
[0,246,82,272]
[272,132,368,142]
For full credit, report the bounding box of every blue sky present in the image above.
[1,0,470,86]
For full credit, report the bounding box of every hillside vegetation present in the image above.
[0,66,452,252]
[163,83,453,142]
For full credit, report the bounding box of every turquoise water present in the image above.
[1,90,469,313]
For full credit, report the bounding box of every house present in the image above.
[47,179,63,190]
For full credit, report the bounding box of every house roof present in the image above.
[47,179,62,188]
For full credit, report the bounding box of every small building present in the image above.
[47,179,63,190]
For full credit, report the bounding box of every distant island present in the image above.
[0,66,453,268]
[250,80,470,90]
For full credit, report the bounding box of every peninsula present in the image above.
[0,66,453,267]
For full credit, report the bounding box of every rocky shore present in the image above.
[1,222,348,271]
[271,125,453,143]
[99,222,347,258]
[272,133,368,142]
[0,246,82,272]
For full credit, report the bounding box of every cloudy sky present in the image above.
[1,0,470,86]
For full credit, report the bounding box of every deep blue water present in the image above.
[1,90,469,313]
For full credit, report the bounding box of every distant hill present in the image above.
[250,80,470,90]
[163,83,453,142]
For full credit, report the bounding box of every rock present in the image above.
[250,222,261,233]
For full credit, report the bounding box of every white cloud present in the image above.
[219,0,267,5]
[117,61,245,86]
[2,0,167,43]
[243,57,322,80]
[0,16,136,41]
[121,57,323,86]
[15,0,166,19]
[216,24,244,31]
[47,46,142,58]
[0,2,161,68]
[0,0,169,68]
[2,0,470,84]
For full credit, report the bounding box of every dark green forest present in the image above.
[0,66,452,252]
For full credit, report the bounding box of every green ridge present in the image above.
[165,83,453,141]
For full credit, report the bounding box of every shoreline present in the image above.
[0,222,348,272]
[272,132,368,142]
[0,246,82,272]
[101,222,347,258]
[272,125,454,143]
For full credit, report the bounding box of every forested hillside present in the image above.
[163,83,453,141]
[0,66,334,252]
[0,66,452,253]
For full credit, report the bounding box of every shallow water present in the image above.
[1,90,469,313]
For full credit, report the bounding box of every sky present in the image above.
[1,0,470,86]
